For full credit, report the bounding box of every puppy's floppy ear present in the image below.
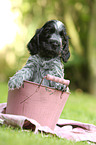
[61,33,70,63]
[27,29,41,55]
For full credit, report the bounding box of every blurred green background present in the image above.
[0,0,96,95]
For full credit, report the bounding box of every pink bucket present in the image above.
[6,75,70,130]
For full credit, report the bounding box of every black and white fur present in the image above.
[8,20,70,91]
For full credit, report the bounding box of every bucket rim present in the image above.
[23,80,70,94]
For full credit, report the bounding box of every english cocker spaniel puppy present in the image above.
[8,20,70,91]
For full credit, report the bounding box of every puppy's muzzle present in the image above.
[50,37,63,48]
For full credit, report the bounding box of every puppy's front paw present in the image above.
[61,85,69,92]
[8,76,23,90]
[56,84,69,92]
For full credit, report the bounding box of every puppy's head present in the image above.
[27,20,70,62]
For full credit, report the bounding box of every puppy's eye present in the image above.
[44,27,55,34]
[50,28,55,33]
[44,28,50,33]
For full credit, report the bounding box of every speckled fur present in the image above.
[8,20,70,91]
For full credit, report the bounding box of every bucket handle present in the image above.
[40,74,70,87]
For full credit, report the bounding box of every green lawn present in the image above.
[0,82,96,145]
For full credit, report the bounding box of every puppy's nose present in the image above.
[50,34,62,47]
[50,33,60,41]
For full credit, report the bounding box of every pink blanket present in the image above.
[0,103,96,143]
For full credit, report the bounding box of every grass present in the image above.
[0,82,96,145]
